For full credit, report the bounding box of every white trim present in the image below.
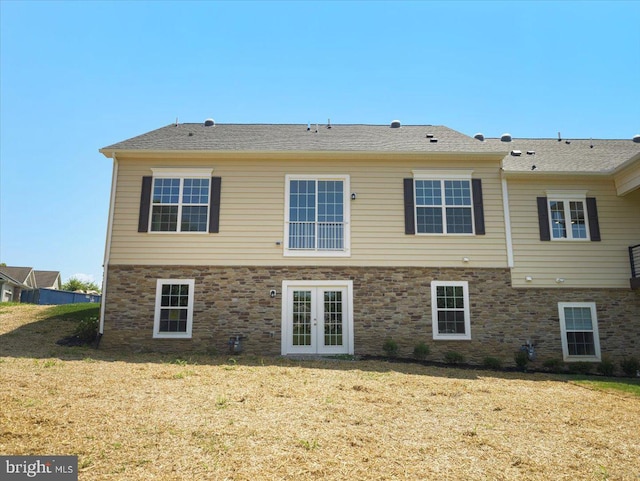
[283,174,351,257]
[99,154,119,335]
[545,190,588,200]
[558,302,601,362]
[281,280,354,355]
[431,281,471,341]
[151,167,213,178]
[153,279,195,339]
[501,175,514,268]
[412,169,473,180]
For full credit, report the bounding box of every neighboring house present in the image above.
[98,121,640,366]
[0,266,36,302]
[33,270,62,290]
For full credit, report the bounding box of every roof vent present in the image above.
[633,134,640,143]
[526,150,535,155]
[474,133,484,141]
[501,133,512,142]
[511,150,522,156]
[429,138,438,143]
[426,133,434,138]
[204,118,215,127]
[390,120,401,128]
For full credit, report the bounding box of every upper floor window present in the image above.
[151,177,210,232]
[537,191,600,242]
[138,169,222,234]
[404,171,485,236]
[284,175,351,256]
[415,179,473,234]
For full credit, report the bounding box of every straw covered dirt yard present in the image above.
[1,305,639,480]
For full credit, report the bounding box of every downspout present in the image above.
[98,152,119,342]
[501,169,514,268]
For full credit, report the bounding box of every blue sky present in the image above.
[1,1,639,286]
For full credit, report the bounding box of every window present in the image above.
[415,180,473,234]
[404,171,485,236]
[151,177,210,232]
[153,279,195,338]
[138,170,222,234]
[431,281,471,340]
[284,175,350,256]
[558,302,600,361]
[549,198,588,240]
[537,192,600,242]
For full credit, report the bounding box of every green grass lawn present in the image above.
[571,378,640,397]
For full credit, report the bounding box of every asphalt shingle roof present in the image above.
[34,270,60,288]
[488,137,640,173]
[101,123,503,154]
[0,266,33,285]
[101,123,640,173]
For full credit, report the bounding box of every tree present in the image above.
[62,277,101,293]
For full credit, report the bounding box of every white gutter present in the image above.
[99,153,118,336]
[501,170,514,268]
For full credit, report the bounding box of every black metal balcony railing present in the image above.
[630,244,640,289]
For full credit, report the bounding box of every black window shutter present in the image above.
[471,179,485,235]
[209,177,222,233]
[586,197,601,241]
[138,176,152,233]
[403,178,415,235]
[537,197,551,241]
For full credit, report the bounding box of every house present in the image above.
[0,266,37,302]
[0,267,63,303]
[98,121,640,366]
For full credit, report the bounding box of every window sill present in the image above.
[153,333,192,339]
[433,335,472,341]
[563,356,601,363]
[284,249,351,258]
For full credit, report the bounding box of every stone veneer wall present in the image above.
[102,265,640,366]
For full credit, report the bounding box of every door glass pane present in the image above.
[323,290,343,346]
[292,290,311,346]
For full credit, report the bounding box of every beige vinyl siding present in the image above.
[108,153,508,267]
[508,177,640,288]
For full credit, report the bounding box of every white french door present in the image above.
[281,281,354,355]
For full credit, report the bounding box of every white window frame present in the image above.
[412,170,475,236]
[558,302,601,362]
[546,190,590,241]
[153,279,195,339]
[431,280,471,340]
[149,168,213,234]
[284,174,351,257]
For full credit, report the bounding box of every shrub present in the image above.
[567,362,592,375]
[514,350,528,370]
[413,342,430,360]
[74,316,99,343]
[620,357,640,377]
[596,358,615,377]
[444,351,465,365]
[543,358,565,373]
[483,356,503,370]
[382,339,398,358]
